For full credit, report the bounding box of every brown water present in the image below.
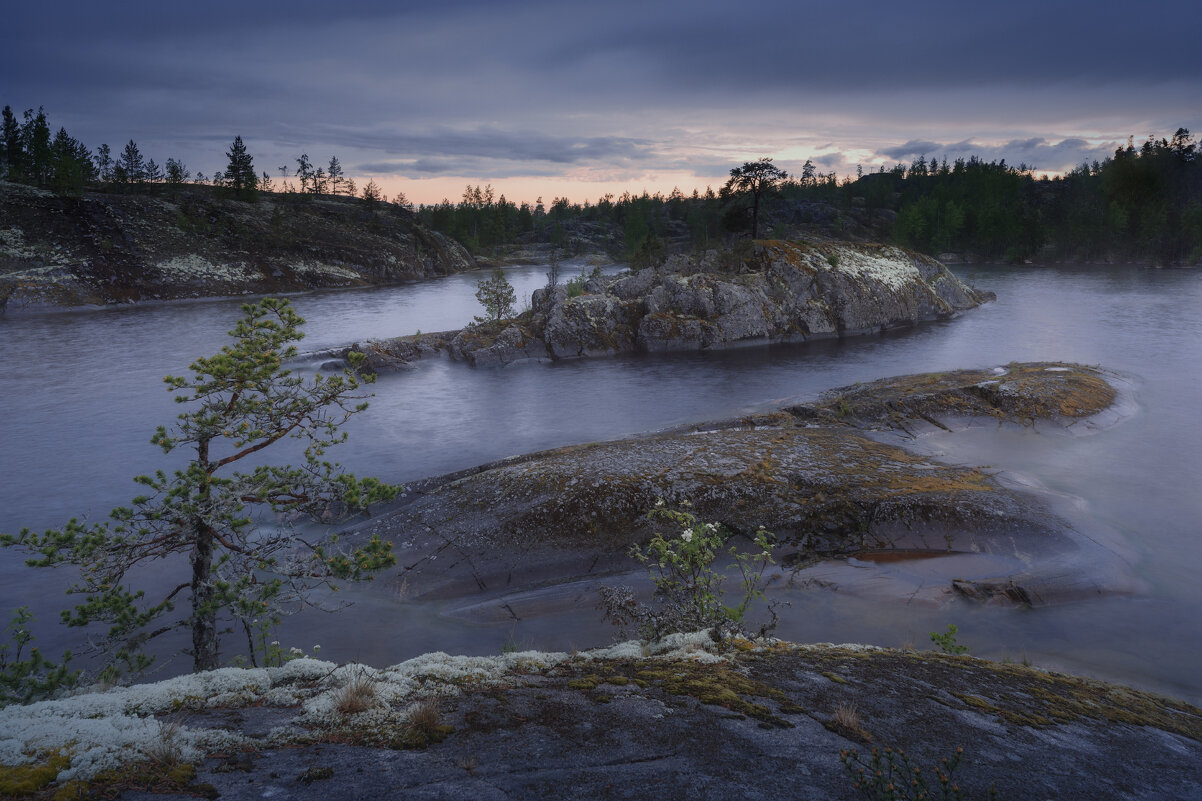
[1,262,1200,703]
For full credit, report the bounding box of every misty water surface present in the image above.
[1,262,1200,703]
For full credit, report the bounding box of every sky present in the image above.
[4,0,1200,206]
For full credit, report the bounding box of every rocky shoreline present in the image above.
[0,182,476,308]
[318,240,992,371]
[2,634,1198,800]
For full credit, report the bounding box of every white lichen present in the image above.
[155,255,259,284]
[0,633,765,784]
[290,260,361,281]
[822,246,924,292]
[0,227,37,260]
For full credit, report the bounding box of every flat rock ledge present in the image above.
[363,362,1135,610]
[2,635,1199,800]
[317,240,992,371]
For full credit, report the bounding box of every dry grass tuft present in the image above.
[143,718,185,767]
[407,696,443,735]
[833,703,860,731]
[334,674,379,716]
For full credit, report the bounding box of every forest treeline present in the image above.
[420,133,1202,265]
[0,105,404,207]
[3,104,1199,265]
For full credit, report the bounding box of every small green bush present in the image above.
[599,500,778,642]
[930,624,969,655]
[565,268,588,298]
[840,745,997,800]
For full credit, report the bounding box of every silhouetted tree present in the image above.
[94,144,113,184]
[1,106,21,180]
[295,154,314,194]
[21,108,52,186]
[165,158,189,193]
[327,156,343,196]
[224,136,257,201]
[722,158,787,239]
[118,139,146,186]
[361,179,383,205]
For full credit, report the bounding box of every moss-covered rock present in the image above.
[363,363,1133,608]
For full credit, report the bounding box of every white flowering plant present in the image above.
[600,500,778,643]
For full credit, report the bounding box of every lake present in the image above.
[2,261,1200,703]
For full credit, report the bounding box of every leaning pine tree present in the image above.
[2,298,400,673]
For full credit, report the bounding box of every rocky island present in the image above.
[327,240,992,370]
[0,182,475,308]
[362,362,1136,615]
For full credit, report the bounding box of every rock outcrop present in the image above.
[534,241,990,357]
[330,240,992,371]
[360,363,1135,609]
[0,182,475,307]
[3,637,1198,801]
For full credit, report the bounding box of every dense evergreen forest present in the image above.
[3,104,1199,265]
[419,133,1202,266]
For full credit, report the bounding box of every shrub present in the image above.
[565,268,587,298]
[930,625,969,655]
[840,745,997,801]
[600,500,778,642]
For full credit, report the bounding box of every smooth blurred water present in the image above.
[2,262,1200,701]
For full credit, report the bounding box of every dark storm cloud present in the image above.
[875,137,1118,170]
[317,128,654,167]
[879,141,944,160]
[3,0,1199,194]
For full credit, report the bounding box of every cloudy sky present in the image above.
[5,0,1200,205]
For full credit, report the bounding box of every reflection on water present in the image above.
[1,262,1201,702]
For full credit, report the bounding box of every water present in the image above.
[2,262,1200,702]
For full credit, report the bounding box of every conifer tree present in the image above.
[224,135,257,201]
[1,106,20,180]
[164,157,190,191]
[722,158,787,239]
[2,299,401,673]
[295,153,314,194]
[475,268,516,322]
[118,139,146,185]
[95,144,113,184]
[21,108,52,186]
[327,156,343,196]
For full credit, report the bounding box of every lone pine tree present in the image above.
[224,135,257,200]
[2,299,400,673]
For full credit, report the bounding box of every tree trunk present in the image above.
[190,521,218,671]
[751,192,760,240]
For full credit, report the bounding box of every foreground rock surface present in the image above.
[326,240,992,369]
[365,362,1134,609]
[0,182,475,307]
[2,637,1198,800]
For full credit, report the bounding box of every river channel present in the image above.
[1,261,1200,703]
